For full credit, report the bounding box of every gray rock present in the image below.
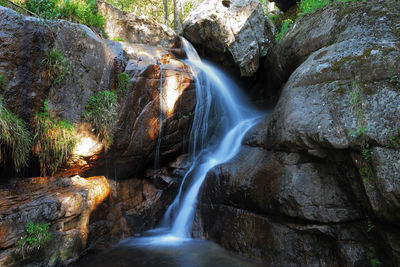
[183,0,274,76]
[97,1,177,48]
[368,147,400,224]
[201,146,362,224]
[266,0,400,150]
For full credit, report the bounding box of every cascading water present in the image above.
[155,38,261,240]
[74,39,262,267]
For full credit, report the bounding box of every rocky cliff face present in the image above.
[0,4,194,266]
[195,0,400,266]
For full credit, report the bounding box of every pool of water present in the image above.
[73,237,261,267]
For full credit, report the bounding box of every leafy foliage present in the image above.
[24,0,105,30]
[0,99,32,171]
[33,100,77,176]
[83,90,117,150]
[42,47,69,85]
[104,0,200,29]
[275,19,293,41]
[16,221,52,258]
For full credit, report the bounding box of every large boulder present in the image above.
[0,6,117,124]
[182,0,274,77]
[99,43,196,178]
[194,0,400,265]
[266,0,400,151]
[97,1,178,48]
[0,176,110,266]
[196,144,390,265]
[265,0,400,89]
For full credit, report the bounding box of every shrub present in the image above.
[275,19,293,41]
[116,72,130,98]
[16,221,52,258]
[24,0,105,30]
[83,90,117,150]
[0,99,32,171]
[42,47,69,85]
[33,100,77,176]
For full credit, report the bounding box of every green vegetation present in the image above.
[361,143,371,162]
[112,36,125,42]
[298,0,363,17]
[0,99,32,171]
[0,74,7,92]
[182,111,192,119]
[83,90,117,150]
[271,0,364,41]
[367,219,375,233]
[348,80,367,138]
[389,72,400,91]
[275,19,293,41]
[33,100,77,176]
[297,0,330,17]
[367,246,382,267]
[116,72,130,98]
[386,127,400,148]
[42,47,69,85]
[24,0,105,30]
[16,221,52,258]
[104,0,201,30]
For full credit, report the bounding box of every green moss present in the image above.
[33,100,77,176]
[0,99,32,172]
[331,47,374,72]
[83,90,117,150]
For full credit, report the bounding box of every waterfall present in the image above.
[128,39,261,245]
[156,39,261,239]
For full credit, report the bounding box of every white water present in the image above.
[130,39,261,244]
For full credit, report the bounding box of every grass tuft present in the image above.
[0,99,32,171]
[83,90,117,150]
[42,47,69,86]
[33,100,77,176]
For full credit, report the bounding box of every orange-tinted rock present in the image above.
[0,176,110,266]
